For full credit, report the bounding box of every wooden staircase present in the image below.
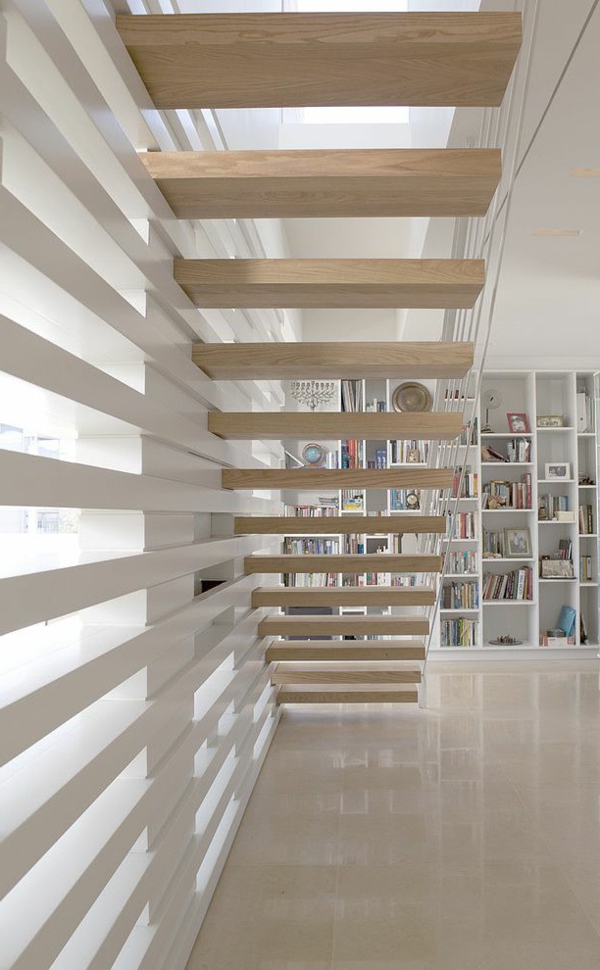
[118,9,521,706]
[140,148,501,220]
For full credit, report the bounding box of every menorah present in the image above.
[290,380,337,412]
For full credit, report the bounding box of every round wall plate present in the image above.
[392,382,433,413]
[302,442,326,466]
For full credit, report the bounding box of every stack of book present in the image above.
[366,447,387,469]
[481,438,530,463]
[507,438,531,462]
[448,550,478,574]
[538,493,569,520]
[341,380,363,412]
[556,537,573,559]
[342,535,365,554]
[285,503,339,517]
[341,490,364,511]
[482,566,533,601]
[482,473,532,509]
[341,439,363,468]
[366,570,392,585]
[390,575,424,587]
[447,512,477,539]
[441,618,479,646]
[442,581,479,610]
[580,555,593,581]
[283,537,338,554]
[460,419,478,446]
[452,466,478,498]
[483,530,507,557]
[578,504,594,534]
[285,573,339,588]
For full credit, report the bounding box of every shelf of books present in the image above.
[281,377,441,632]
[282,371,600,657]
[438,369,600,656]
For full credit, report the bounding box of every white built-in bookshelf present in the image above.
[441,370,600,656]
[282,371,600,658]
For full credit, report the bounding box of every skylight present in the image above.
[302,106,409,124]
[288,0,409,125]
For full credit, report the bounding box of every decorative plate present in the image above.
[302,442,326,466]
[392,382,433,413]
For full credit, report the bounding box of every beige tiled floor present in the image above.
[186,662,600,970]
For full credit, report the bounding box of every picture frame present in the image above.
[537,415,564,428]
[540,558,575,579]
[504,527,531,558]
[545,462,571,480]
[507,412,530,433]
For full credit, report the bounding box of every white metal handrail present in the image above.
[420,0,541,683]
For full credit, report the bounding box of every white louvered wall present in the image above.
[0,2,292,967]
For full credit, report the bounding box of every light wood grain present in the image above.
[252,586,435,607]
[277,686,419,704]
[211,412,465,440]
[259,614,429,636]
[197,342,473,381]
[235,515,447,535]
[271,663,422,685]
[117,13,521,109]
[265,639,426,661]
[224,467,453,490]
[175,258,484,309]
[246,553,442,574]
[140,148,501,219]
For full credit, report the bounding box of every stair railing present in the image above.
[419,0,541,697]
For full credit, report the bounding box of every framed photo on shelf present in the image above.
[507,412,530,433]
[545,462,571,480]
[504,527,531,558]
[537,415,564,428]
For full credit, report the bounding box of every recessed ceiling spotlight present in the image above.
[532,229,583,237]
[570,168,600,177]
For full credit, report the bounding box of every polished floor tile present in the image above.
[187,663,600,969]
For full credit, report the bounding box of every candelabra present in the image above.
[290,380,336,412]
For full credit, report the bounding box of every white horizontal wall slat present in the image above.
[0,1,285,966]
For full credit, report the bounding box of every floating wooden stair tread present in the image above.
[175,259,484,309]
[140,148,501,219]
[277,686,419,704]
[211,411,464,441]
[117,12,522,109]
[252,586,435,607]
[235,514,446,536]
[246,553,442,574]
[224,467,452,490]
[266,639,426,662]
[198,343,472,382]
[271,663,422,685]
[259,615,429,637]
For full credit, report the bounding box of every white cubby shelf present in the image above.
[439,369,600,656]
